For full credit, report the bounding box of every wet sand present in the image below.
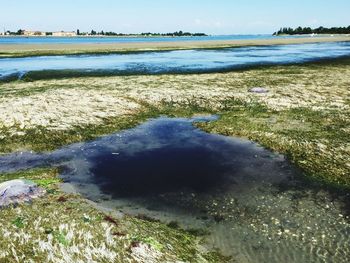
[1,36,350,57]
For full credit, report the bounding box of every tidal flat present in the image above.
[0,58,349,187]
[1,36,350,58]
[0,56,349,262]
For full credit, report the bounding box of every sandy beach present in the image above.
[1,36,350,57]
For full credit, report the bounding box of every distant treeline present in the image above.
[4,29,26,35]
[141,31,207,37]
[273,26,350,35]
[85,30,207,37]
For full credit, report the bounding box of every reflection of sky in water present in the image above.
[0,116,349,262]
[0,115,293,192]
[1,42,350,80]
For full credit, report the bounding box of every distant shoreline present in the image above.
[1,33,350,39]
[1,33,350,37]
[0,35,210,39]
[1,35,350,58]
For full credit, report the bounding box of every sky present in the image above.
[1,0,350,35]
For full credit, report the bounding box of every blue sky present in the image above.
[1,0,350,34]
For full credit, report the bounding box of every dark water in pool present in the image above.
[1,42,350,81]
[91,145,230,196]
[0,116,349,262]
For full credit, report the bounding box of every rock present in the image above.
[0,179,45,208]
[248,87,269,93]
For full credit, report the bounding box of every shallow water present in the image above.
[1,42,350,81]
[0,34,316,45]
[0,116,349,262]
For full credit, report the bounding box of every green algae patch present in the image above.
[0,99,212,154]
[0,167,61,189]
[197,101,350,189]
[0,112,148,153]
[0,191,224,262]
[0,167,226,262]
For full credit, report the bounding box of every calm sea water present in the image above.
[1,42,350,81]
[0,116,349,262]
[0,34,312,45]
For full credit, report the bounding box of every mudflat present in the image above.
[1,36,350,57]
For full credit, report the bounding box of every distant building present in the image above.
[52,31,77,37]
[23,30,45,36]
